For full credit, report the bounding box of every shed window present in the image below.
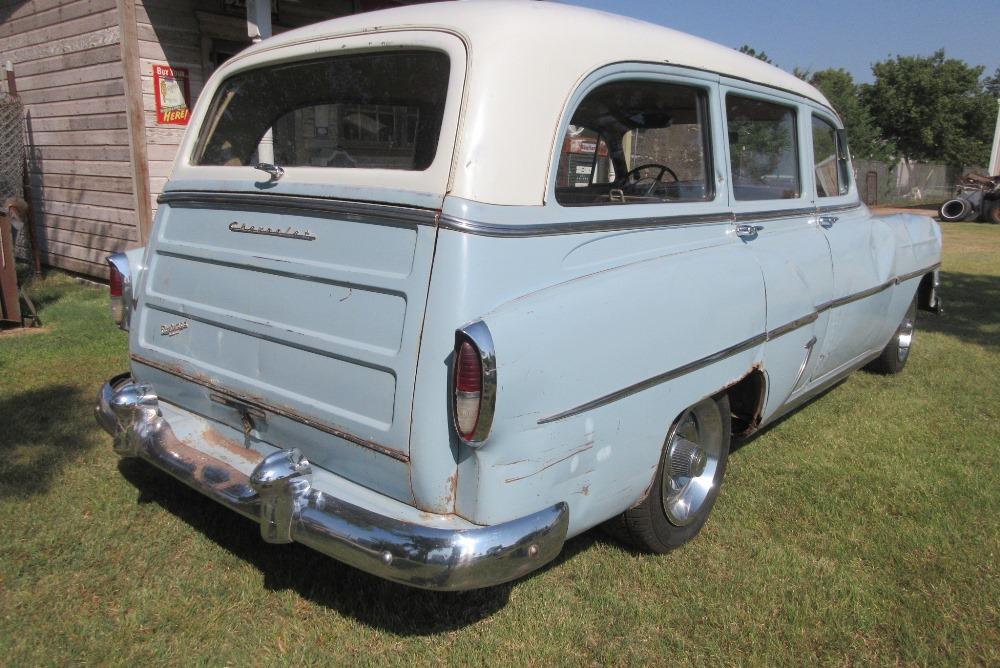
[193,51,450,170]
[726,95,801,200]
[555,81,713,206]
[812,115,850,197]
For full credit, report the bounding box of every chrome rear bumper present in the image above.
[96,375,569,591]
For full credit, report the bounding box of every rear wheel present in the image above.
[604,394,731,553]
[939,198,971,222]
[866,297,917,375]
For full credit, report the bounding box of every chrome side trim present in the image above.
[537,261,939,424]
[896,262,941,285]
[438,201,863,238]
[765,312,819,340]
[817,279,895,312]
[438,211,734,237]
[97,377,570,591]
[538,332,767,425]
[454,320,498,445]
[157,190,438,228]
[130,353,409,463]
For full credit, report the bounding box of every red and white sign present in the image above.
[153,64,191,125]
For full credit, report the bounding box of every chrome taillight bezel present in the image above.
[107,252,132,331]
[453,320,497,446]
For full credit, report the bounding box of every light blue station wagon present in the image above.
[96,1,943,590]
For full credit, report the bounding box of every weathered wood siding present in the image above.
[136,0,353,214]
[0,0,134,279]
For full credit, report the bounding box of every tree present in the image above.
[862,50,995,166]
[807,68,894,161]
[985,67,1000,97]
[738,45,773,65]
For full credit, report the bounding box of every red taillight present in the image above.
[109,263,123,297]
[454,339,482,439]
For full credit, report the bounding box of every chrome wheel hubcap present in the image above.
[897,316,914,363]
[662,401,724,527]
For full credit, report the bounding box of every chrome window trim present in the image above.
[157,191,438,228]
[537,262,940,424]
[438,212,734,237]
[454,320,498,445]
[439,202,864,238]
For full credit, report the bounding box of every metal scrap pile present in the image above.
[939,173,1000,223]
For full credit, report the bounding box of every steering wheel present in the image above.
[622,163,679,197]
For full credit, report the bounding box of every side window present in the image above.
[555,80,713,206]
[811,115,850,197]
[726,94,800,201]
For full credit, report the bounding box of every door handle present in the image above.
[818,215,838,228]
[735,223,763,238]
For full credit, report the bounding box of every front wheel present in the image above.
[866,297,917,375]
[604,393,731,553]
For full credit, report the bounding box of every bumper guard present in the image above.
[96,375,569,591]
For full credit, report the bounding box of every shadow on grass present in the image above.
[118,459,608,633]
[0,384,91,498]
[922,271,1000,351]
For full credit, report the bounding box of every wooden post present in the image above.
[0,212,21,324]
[117,0,153,246]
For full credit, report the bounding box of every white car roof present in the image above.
[227,1,836,206]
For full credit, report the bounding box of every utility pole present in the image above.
[989,98,1000,177]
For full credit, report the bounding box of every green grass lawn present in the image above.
[1,224,998,665]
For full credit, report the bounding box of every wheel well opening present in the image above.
[917,271,942,314]
[726,369,766,438]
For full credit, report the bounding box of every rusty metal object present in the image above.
[0,210,20,324]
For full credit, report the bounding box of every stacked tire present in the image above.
[938,198,971,222]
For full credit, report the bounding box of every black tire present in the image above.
[603,393,731,553]
[938,198,971,222]
[866,297,917,375]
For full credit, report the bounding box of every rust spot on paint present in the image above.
[131,353,409,463]
[440,472,458,508]
[200,426,262,465]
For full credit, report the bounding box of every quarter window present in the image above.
[726,95,800,201]
[555,80,713,206]
[811,115,850,197]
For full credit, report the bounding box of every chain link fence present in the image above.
[854,158,986,208]
[0,91,28,259]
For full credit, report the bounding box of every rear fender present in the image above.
[459,242,765,535]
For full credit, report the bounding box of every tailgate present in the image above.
[131,193,436,500]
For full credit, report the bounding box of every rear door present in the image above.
[720,86,834,416]
[130,34,466,502]
[807,112,896,378]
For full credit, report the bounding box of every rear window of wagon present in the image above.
[193,50,451,171]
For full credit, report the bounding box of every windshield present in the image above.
[193,50,451,171]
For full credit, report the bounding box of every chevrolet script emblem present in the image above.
[229,221,316,241]
[160,321,189,337]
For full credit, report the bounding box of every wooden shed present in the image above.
[0,0,425,279]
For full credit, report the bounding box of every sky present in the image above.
[561,0,1000,84]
